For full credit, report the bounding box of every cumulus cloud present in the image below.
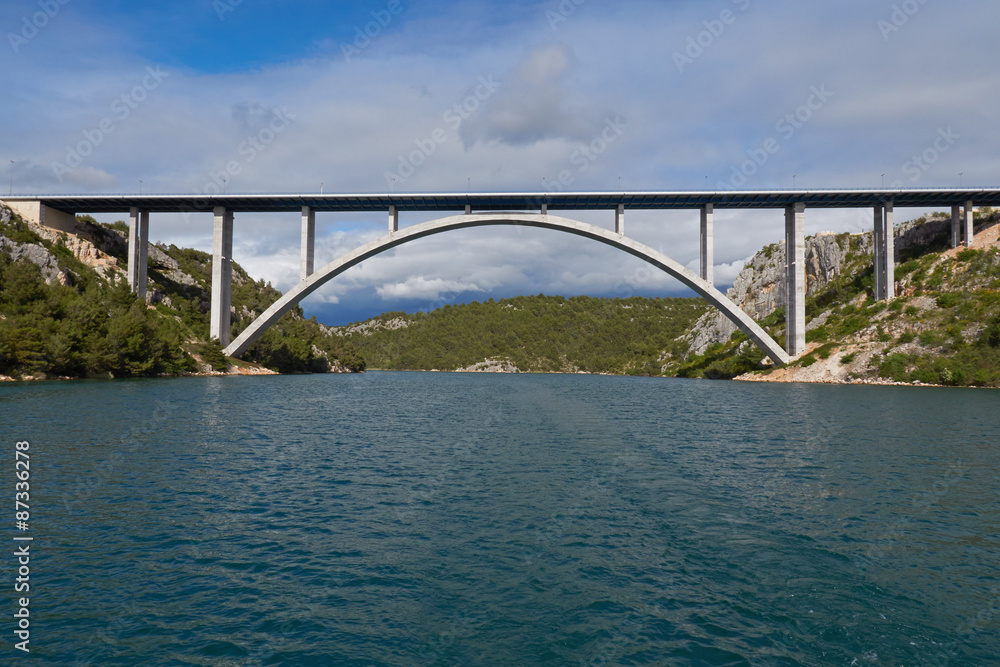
[458,44,600,148]
[376,276,485,300]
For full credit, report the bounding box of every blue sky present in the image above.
[2,0,998,324]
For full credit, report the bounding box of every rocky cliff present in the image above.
[683,213,956,356]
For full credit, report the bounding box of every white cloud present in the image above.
[3,0,998,323]
[376,276,484,301]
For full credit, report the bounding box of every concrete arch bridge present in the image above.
[8,188,998,365]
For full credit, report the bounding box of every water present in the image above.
[2,372,999,665]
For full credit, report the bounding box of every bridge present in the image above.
[6,188,1000,365]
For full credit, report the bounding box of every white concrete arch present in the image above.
[223,213,790,365]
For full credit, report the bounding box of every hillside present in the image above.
[681,209,1000,387]
[0,201,364,380]
[331,294,709,375]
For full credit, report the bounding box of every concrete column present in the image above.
[388,205,398,234]
[964,201,974,247]
[873,205,884,300]
[951,205,961,248]
[883,202,895,299]
[615,204,625,235]
[541,204,548,215]
[465,205,472,215]
[127,207,149,301]
[300,206,315,281]
[784,203,806,358]
[210,207,234,346]
[700,204,714,285]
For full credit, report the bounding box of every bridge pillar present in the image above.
[615,204,624,235]
[301,206,315,280]
[964,201,974,247]
[465,205,472,215]
[784,203,806,357]
[210,207,234,346]
[127,207,149,301]
[883,203,895,299]
[700,204,714,285]
[389,205,398,234]
[873,205,882,299]
[873,203,895,300]
[541,204,548,215]
[951,205,961,248]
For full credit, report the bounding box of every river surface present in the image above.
[2,372,999,665]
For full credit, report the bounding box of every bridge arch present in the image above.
[223,213,790,365]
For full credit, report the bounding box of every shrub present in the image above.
[840,352,856,365]
[895,260,920,280]
[897,331,915,344]
[981,317,1000,348]
[936,293,960,309]
[956,248,982,262]
[918,331,942,346]
[197,341,230,372]
[905,306,920,316]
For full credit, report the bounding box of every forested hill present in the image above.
[331,295,710,375]
[0,202,364,380]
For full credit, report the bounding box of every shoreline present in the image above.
[3,366,995,389]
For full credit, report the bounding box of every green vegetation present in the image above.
[339,295,709,375]
[0,241,192,378]
[0,205,364,379]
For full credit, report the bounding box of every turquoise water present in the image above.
[2,372,999,665]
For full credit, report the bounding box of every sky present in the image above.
[2,0,998,325]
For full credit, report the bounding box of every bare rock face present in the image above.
[0,237,70,285]
[456,358,520,373]
[685,233,851,356]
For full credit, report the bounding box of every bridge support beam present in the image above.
[210,207,234,346]
[964,201,974,247]
[951,205,962,248]
[615,204,624,235]
[127,207,149,301]
[785,203,806,358]
[301,206,315,280]
[700,204,714,285]
[389,205,398,234]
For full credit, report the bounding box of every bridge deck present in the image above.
[8,188,1000,214]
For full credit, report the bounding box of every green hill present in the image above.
[0,202,364,380]
[331,294,710,375]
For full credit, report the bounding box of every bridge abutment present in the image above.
[211,207,234,346]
